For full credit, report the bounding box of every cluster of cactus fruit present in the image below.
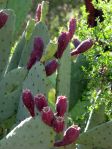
[0,1,112,149]
[22,89,80,147]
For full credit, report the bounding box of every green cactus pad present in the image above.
[41,1,49,22]
[0,9,15,79]
[77,121,112,149]
[0,116,55,149]
[77,144,93,149]
[0,0,7,8]
[19,21,50,67]
[69,54,89,110]
[41,41,57,63]
[25,19,35,41]
[6,0,32,38]
[16,62,47,123]
[7,32,26,72]
[84,105,106,131]
[56,45,71,99]
[7,19,35,72]
[0,67,27,122]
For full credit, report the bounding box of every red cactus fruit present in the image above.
[55,32,69,59]
[73,38,81,48]
[22,89,35,117]
[54,125,80,147]
[71,39,93,56]
[41,106,54,126]
[27,37,44,70]
[0,11,8,29]
[35,3,42,22]
[45,59,58,76]
[52,116,65,133]
[34,94,48,112]
[68,18,76,40]
[56,96,67,117]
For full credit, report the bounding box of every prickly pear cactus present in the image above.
[41,1,49,22]
[0,0,7,8]
[0,67,27,122]
[0,116,55,149]
[25,19,35,41]
[77,120,112,149]
[7,18,35,72]
[6,0,32,38]
[41,41,58,63]
[7,32,26,72]
[16,62,48,123]
[69,54,89,110]
[0,9,15,79]
[56,45,71,99]
[84,105,106,131]
[77,144,93,149]
[19,21,50,67]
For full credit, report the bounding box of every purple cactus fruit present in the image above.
[52,116,65,133]
[68,18,76,40]
[45,59,58,76]
[71,39,93,56]
[41,106,54,126]
[27,37,44,70]
[56,96,67,117]
[54,125,80,147]
[73,38,81,48]
[34,94,48,112]
[35,3,42,22]
[0,11,8,29]
[55,32,69,59]
[22,89,35,117]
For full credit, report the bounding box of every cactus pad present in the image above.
[0,116,55,149]
[0,9,15,79]
[77,121,112,149]
[19,21,50,67]
[16,62,47,123]
[0,67,27,122]
[56,45,71,99]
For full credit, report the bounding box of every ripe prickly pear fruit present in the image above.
[35,3,42,22]
[34,94,48,112]
[27,37,44,70]
[41,106,54,126]
[22,89,35,117]
[56,96,67,117]
[45,59,58,76]
[68,18,76,40]
[54,125,80,147]
[52,116,65,133]
[0,11,8,29]
[71,39,93,56]
[55,32,69,59]
[73,38,81,48]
